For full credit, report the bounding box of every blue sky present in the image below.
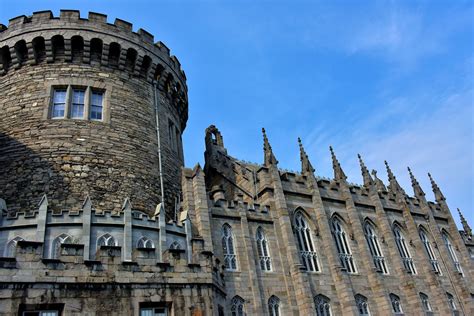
[1,1,472,229]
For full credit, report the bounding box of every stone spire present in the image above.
[357,154,373,188]
[298,138,315,174]
[371,169,387,192]
[262,128,278,166]
[329,146,347,181]
[458,208,472,238]
[384,161,405,195]
[428,173,445,203]
[407,167,425,199]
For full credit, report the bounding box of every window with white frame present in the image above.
[230,295,245,316]
[364,221,388,274]
[355,294,370,316]
[419,292,432,312]
[97,233,117,247]
[314,294,332,316]
[256,226,272,271]
[446,292,457,313]
[50,86,104,121]
[393,225,417,274]
[389,293,403,315]
[332,216,356,273]
[268,295,280,316]
[137,236,154,249]
[222,224,237,271]
[4,236,24,257]
[294,211,320,272]
[419,228,442,274]
[51,233,73,259]
[442,231,464,276]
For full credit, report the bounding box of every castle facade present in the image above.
[0,10,472,316]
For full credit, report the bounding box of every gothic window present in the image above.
[268,295,280,316]
[97,233,117,247]
[170,241,181,250]
[230,295,245,316]
[331,216,356,273]
[393,225,417,274]
[314,294,332,316]
[294,211,320,272]
[355,294,370,316]
[389,294,403,315]
[4,236,23,257]
[364,221,388,274]
[419,292,432,312]
[446,292,457,313]
[71,89,85,118]
[52,89,67,118]
[256,226,272,271]
[51,233,73,259]
[419,228,442,274]
[222,224,237,271]
[442,231,463,276]
[137,236,154,249]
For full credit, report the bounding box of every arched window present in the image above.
[355,294,370,316]
[32,37,46,63]
[90,38,103,63]
[0,45,12,72]
[4,236,23,257]
[231,295,245,316]
[97,233,117,247]
[256,226,272,271]
[71,35,84,62]
[446,292,457,313]
[364,221,388,274]
[51,35,65,61]
[154,63,165,82]
[442,231,463,275]
[268,295,280,316]
[419,228,441,274]
[137,236,154,249]
[170,241,181,250]
[314,294,332,316]
[125,48,137,72]
[222,224,237,271]
[108,42,121,67]
[14,40,28,66]
[331,216,356,273]
[140,55,152,78]
[294,211,319,272]
[389,294,403,314]
[51,233,73,258]
[419,292,432,312]
[393,224,416,274]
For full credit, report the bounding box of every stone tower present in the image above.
[0,10,188,216]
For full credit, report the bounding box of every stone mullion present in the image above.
[26,42,34,65]
[83,40,91,64]
[306,176,358,315]
[45,39,54,63]
[64,38,72,62]
[339,183,390,315]
[101,44,109,66]
[134,55,143,77]
[268,166,314,315]
[118,48,127,70]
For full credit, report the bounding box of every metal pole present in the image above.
[153,83,165,211]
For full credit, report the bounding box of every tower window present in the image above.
[71,89,85,118]
[393,225,417,274]
[293,211,320,272]
[90,91,104,121]
[256,226,272,271]
[52,89,67,118]
[222,223,237,271]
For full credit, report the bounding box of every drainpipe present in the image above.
[153,82,165,211]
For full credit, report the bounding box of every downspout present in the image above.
[153,82,165,211]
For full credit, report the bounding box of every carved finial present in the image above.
[458,208,472,238]
[262,128,278,166]
[384,161,405,195]
[407,167,425,198]
[329,146,347,181]
[371,169,387,191]
[298,137,315,173]
[428,172,445,203]
[358,154,373,188]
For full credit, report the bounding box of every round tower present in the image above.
[0,10,188,216]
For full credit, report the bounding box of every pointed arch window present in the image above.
[294,211,320,272]
[230,295,245,316]
[355,294,370,316]
[137,236,154,249]
[331,217,356,273]
[51,233,73,258]
[364,221,388,274]
[97,233,117,247]
[256,226,272,271]
[222,224,237,271]
[446,292,457,313]
[4,236,23,257]
[419,292,432,312]
[442,231,463,276]
[389,294,403,315]
[419,228,441,274]
[393,225,416,274]
[170,241,181,250]
[268,295,280,316]
[314,294,332,316]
